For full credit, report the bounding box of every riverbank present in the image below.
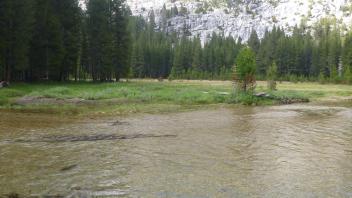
[0,80,351,116]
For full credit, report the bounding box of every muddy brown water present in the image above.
[1,105,352,197]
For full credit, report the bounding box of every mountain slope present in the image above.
[127,0,352,42]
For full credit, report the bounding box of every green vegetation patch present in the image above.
[229,90,309,105]
[1,80,351,115]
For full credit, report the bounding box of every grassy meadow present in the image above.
[0,80,351,116]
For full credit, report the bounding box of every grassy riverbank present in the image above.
[0,80,351,115]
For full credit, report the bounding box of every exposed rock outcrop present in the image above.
[126,0,352,43]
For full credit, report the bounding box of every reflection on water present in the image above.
[1,105,352,197]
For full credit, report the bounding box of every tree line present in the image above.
[1,1,352,84]
[129,14,352,83]
[249,18,352,83]
[0,0,130,82]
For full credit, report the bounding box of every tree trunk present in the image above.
[115,73,120,82]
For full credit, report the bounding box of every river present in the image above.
[1,104,352,197]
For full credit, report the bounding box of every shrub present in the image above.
[233,47,257,92]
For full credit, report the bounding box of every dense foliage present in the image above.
[130,15,352,84]
[1,1,352,84]
[0,0,130,82]
[234,47,257,92]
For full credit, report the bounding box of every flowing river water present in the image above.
[1,104,352,197]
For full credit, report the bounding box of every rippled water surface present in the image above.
[1,105,352,197]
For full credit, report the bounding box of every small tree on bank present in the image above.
[267,62,278,90]
[233,47,257,92]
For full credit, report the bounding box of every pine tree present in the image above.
[86,0,114,81]
[267,62,278,90]
[30,0,66,81]
[248,30,260,54]
[111,0,131,81]
[160,4,168,32]
[192,37,202,71]
[171,44,183,78]
[343,33,352,69]
[57,0,82,81]
[80,13,90,80]
[131,41,145,78]
[171,5,178,17]
[0,0,34,81]
[46,13,65,81]
[149,10,156,30]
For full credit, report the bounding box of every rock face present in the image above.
[126,0,352,42]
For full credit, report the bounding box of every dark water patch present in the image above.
[2,189,127,198]
[2,193,20,198]
[60,164,78,172]
[13,134,177,143]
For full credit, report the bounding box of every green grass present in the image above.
[0,80,232,115]
[0,80,351,115]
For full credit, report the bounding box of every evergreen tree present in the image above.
[267,62,278,90]
[131,41,145,77]
[192,37,202,71]
[149,10,156,30]
[86,0,114,81]
[29,0,65,81]
[170,5,178,17]
[248,30,260,54]
[0,0,34,81]
[343,33,352,69]
[57,0,82,81]
[111,0,131,81]
[171,42,184,78]
[160,4,168,32]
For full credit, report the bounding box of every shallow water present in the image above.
[1,105,352,197]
